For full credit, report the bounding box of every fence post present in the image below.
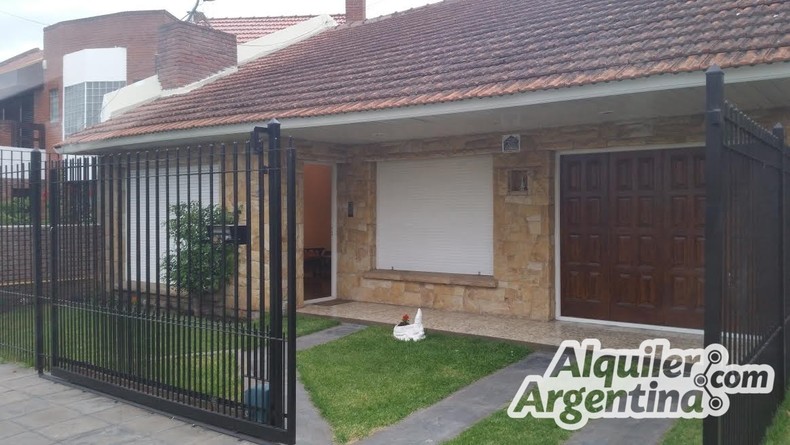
[267,119,284,428]
[703,65,725,445]
[30,150,44,374]
[286,137,297,444]
[48,167,59,368]
[774,123,788,389]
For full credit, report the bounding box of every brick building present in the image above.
[0,8,346,154]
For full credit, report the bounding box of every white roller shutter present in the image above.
[376,156,494,275]
[127,164,220,282]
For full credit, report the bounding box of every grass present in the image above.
[297,326,531,444]
[764,387,790,445]
[660,418,702,445]
[659,385,790,445]
[0,304,339,398]
[444,410,572,445]
[259,312,339,338]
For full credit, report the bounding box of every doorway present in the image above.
[303,164,333,301]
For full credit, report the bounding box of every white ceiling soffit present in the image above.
[60,62,790,153]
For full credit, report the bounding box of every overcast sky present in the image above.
[0,0,442,62]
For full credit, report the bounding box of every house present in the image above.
[58,0,790,331]
[0,9,346,154]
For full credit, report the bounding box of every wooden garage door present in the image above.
[560,148,705,329]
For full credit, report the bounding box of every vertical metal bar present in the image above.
[286,137,297,443]
[30,150,43,374]
[48,166,60,369]
[773,124,787,391]
[267,119,284,427]
[704,65,725,445]
[116,155,125,379]
[245,138,253,414]
[232,141,240,418]
[256,131,266,389]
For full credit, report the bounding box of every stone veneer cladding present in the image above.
[222,109,790,319]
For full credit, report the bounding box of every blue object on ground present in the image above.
[243,382,270,423]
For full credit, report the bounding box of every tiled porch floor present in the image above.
[298,300,703,351]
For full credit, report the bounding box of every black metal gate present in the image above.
[1,122,297,444]
[704,66,790,444]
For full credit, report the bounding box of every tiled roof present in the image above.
[208,15,346,43]
[0,49,43,76]
[65,0,790,146]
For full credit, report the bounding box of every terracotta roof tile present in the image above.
[66,0,790,146]
[208,15,346,43]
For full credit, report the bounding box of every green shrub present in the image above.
[0,197,31,225]
[162,201,237,313]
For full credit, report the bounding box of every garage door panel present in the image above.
[639,275,657,306]
[613,158,634,191]
[637,157,656,190]
[615,197,634,226]
[560,154,609,320]
[639,235,658,263]
[586,198,604,225]
[614,235,633,264]
[670,196,689,226]
[566,198,581,225]
[588,234,603,264]
[585,160,605,191]
[638,197,655,226]
[671,236,689,266]
[561,148,705,328]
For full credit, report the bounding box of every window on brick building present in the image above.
[49,89,59,122]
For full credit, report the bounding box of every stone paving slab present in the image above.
[564,417,675,445]
[295,323,366,351]
[292,324,366,445]
[0,324,366,445]
[357,350,556,445]
[0,363,259,445]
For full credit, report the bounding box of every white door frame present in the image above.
[553,142,704,335]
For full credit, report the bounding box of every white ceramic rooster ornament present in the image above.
[393,308,425,341]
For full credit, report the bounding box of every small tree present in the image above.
[162,201,236,316]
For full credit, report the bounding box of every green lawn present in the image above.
[297,326,531,444]
[660,385,790,445]
[444,409,571,445]
[0,304,338,399]
[660,418,702,445]
[764,387,790,445]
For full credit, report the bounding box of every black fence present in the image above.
[704,66,790,444]
[0,122,297,444]
[0,147,46,369]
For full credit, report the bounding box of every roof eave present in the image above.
[58,61,790,154]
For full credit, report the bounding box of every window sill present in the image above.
[363,269,497,288]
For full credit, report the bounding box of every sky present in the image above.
[0,0,442,62]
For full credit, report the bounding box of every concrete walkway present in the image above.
[0,323,366,445]
[294,324,366,445]
[564,417,675,445]
[0,364,249,445]
[357,351,555,445]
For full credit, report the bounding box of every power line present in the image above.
[0,9,49,27]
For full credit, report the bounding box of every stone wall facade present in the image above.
[297,107,790,321]
[115,107,790,321]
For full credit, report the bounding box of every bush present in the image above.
[162,201,237,313]
[0,197,31,225]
